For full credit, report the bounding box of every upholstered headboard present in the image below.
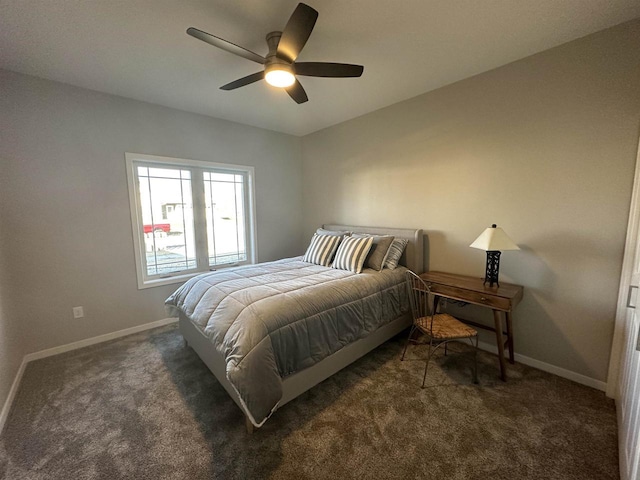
[323,224,424,274]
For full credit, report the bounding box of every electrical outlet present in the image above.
[73,306,84,319]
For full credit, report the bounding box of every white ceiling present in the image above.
[1,1,639,136]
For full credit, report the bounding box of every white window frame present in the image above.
[125,152,258,289]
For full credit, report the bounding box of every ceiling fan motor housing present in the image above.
[265,32,291,68]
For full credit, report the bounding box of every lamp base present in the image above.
[484,250,501,288]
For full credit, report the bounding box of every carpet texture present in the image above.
[0,324,618,479]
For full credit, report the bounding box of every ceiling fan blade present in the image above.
[187,27,265,64]
[294,62,364,78]
[286,79,308,104]
[220,71,265,91]
[277,3,318,63]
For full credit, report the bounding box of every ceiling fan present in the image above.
[187,2,364,104]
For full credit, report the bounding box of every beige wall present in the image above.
[0,69,303,368]
[0,185,25,418]
[301,20,640,382]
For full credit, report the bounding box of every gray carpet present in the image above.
[0,324,618,480]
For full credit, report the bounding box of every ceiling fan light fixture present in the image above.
[265,65,295,88]
[188,3,363,103]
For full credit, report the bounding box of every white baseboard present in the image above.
[478,340,607,391]
[0,358,28,436]
[24,317,178,362]
[0,317,178,434]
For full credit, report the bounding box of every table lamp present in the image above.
[470,224,519,287]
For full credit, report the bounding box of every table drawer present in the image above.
[425,283,511,311]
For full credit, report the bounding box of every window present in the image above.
[125,153,257,289]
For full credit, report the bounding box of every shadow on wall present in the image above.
[449,291,609,381]
[440,232,615,381]
[422,234,430,273]
[510,243,557,302]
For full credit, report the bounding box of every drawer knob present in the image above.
[481,297,487,301]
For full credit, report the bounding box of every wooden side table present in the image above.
[419,271,524,381]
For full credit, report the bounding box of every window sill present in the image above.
[137,272,201,290]
[137,262,252,290]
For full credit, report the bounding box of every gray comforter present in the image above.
[165,257,409,426]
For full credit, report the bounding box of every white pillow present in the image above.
[331,236,374,273]
[316,228,350,237]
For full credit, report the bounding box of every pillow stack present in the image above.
[302,227,409,273]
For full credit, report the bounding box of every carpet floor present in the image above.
[0,324,618,480]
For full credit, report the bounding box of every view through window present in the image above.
[126,153,255,288]
[203,171,247,266]
[137,166,197,276]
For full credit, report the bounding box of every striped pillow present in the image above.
[332,236,374,273]
[303,233,342,266]
[383,238,409,270]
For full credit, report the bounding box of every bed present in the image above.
[165,224,424,431]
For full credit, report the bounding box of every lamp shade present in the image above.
[470,225,520,252]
